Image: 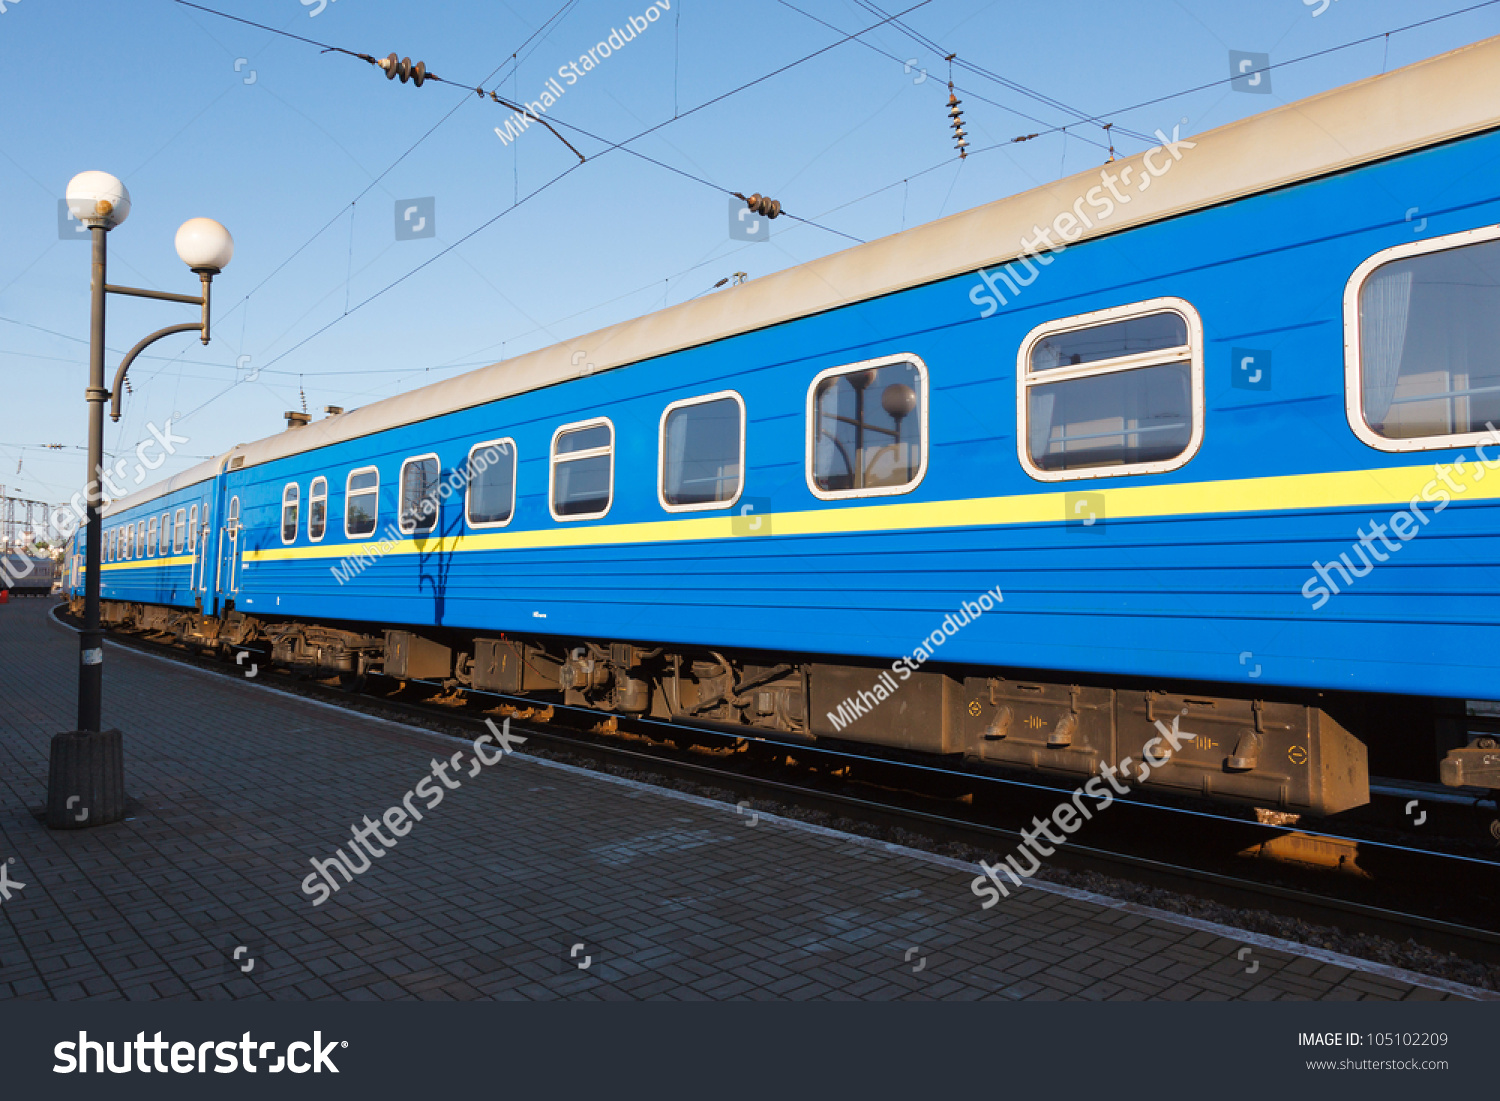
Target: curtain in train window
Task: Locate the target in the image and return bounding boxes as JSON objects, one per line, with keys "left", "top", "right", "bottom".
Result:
{"left": 399, "top": 457, "right": 441, "bottom": 534}
{"left": 810, "top": 358, "right": 925, "bottom": 496}
{"left": 467, "top": 441, "right": 517, "bottom": 526}
{"left": 662, "top": 395, "right": 743, "bottom": 508}
{"left": 1359, "top": 237, "right": 1500, "bottom": 440}
{"left": 1023, "top": 306, "right": 1197, "bottom": 475}
{"left": 551, "top": 422, "right": 613, "bottom": 520}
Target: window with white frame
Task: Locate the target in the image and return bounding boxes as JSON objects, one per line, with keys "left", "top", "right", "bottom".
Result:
{"left": 399, "top": 455, "right": 441, "bottom": 535}
{"left": 660, "top": 392, "right": 745, "bottom": 510}
{"left": 1346, "top": 225, "right": 1500, "bottom": 450}
{"left": 161, "top": 513, "right": 171, "bottom": 554}
{"left": 346, "top": 468, "right": 379, "bottom": 538}
{"left": 188, "top": 505, "right": 198, "bottom": 552}
{"left": 308, "top": 477, "right": 327, "bottom": 542}
{"left": 550, "top": 420, "right": 613, "bottom": 520}
{"left": 174, "top": 509, "right": 187, "bottom": 553}
{"left": 281, "top": 484, "right": 300, "bottom": 545}
{"left": 137, "top": 520, "right": 146, "bottom": 557}
{"left": 808, "top": 355, "right": 928, "bottom": 498}
{"left": 1017, "top": 298, "right": 1203, "bottom": 480}
{"left": 148, "top": 517, "right": 159, "bottom": 557}
{"left": 466, "top": 440, "right": 517, "bottom": 527}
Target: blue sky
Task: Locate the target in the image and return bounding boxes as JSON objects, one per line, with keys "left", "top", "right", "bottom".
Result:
{"left": 3, "top": 0, "right": 1497, "bottom": 508}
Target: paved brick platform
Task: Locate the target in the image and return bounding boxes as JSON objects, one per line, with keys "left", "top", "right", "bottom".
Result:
{"left": 0, "top": 601, "right": 1481, "bottom": 1001}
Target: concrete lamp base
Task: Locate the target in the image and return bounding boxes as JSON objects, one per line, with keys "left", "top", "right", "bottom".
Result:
{"left": 46, "top": 729, "right": 127, "bottom": 830}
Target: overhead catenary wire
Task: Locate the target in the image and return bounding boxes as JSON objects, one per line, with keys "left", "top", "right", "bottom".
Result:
{"left": 849, "top": 0, "right": 1156, "bottom": 145}
{"left": 774, "top": 0, "right": 1128, "bottom": 157}
{"left": 790, "top": 0, "right": 1500, "bottom": 235}
{"left": 170, "top": 0, "right": 917, "bottom": 247}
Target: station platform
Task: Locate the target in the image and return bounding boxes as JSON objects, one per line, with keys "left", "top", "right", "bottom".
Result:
{"left": 0, "top": 600, "right": 1485, "bottom": 1002}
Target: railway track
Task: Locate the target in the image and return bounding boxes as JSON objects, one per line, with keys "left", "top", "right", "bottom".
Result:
{"left": 66, "top": 607, "right": 1500, "bottom": 978}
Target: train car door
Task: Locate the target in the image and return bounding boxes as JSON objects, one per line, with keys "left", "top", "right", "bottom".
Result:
{"left": 215, "top": 495, "right": 242, "bottom": 610}
{"left": 189, "top": 501, "right": 208, "bottom": 602}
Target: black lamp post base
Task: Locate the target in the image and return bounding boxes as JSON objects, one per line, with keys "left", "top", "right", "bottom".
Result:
{"left": 46, "top": 729, "right": 127, "bottom": 830}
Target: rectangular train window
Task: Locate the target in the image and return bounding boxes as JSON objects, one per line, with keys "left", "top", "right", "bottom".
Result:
{"left": 148, "top": 517, "right": 158, "bottom": 557}
{"left": 188, "top": 505, "right": 198, "bottom": 552}
{"left": 466, "top": 439, "right": 517, "bottom": 528}
{"left": 308, "top": 477, "right": 327, "bottom": 542}
{"left": 660, "top": 392, "right": 745, "bottom": 511}
{"left": 346, "top": 467, "right": 379, "bottom": 538}
{"left": 1346, "top": 225, "right": 1500, "bottom": 451}
{"left": 137, "top": 520, "right": 146, "bottom": 558}
{"left": 807, "top": 355, "right": 928, "bottom": 499}
{"left": 550, "top": 419, "right": 613, "bottom": 521}
{"left": 399, "top": 455, "right": 441, "bottom": 535}
{"left": 108, "top": 531, "right": 115, "bottom": 563}
{"left": 1017, "top": 297, "right": 1203, "bottom": 481}
{"left": 161, "top": 513, "right": 171, "bottom": 555}
{"left": 174, "top": 510, "right": 186, "bottom": 553}
{"left": 281, "top": 484, "right": 300, "bottom": 545}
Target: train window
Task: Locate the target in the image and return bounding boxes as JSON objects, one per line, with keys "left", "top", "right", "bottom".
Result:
{"left": 281, "top": 484, "right": 300, "bottom": 545}
{"left": 550, "top": 419, "right": 614, "bottom": 521}
{"left": 345, "top": 467, "right": 379, "bottom": 538}
{"left": 161, "top": 513, "right": 171, "bottom": 554}
{"left": 1346, "top": 225, "right": 1500, "bottom": 451}
{"left": 807, "top": 355, "right": 928, "bottom": 499}
{"left": 308, "top": 478, "right": 327, "bottom": 542}
{"left": 138, "top": 520, "right": 146, "bottom": 557}
{"left": 188, "top": 505, "right": 198, "bottom": 553}
{"left": 660, "top": 392, "right": 745, "bottom": 511}
{"left": 174, "top": 510, "right": 186, "bottom": 554}
{"left": 1017, "top": 297, "right": 1204, "bottom": 482}
{"left": 148, "top": 518, "right": 158, "bottom": 557}
{"left": 399, "top": 455, "right": 441, "bottom": 535}
{"left": 466, "top": 439, "right": 517, "bottom": 528}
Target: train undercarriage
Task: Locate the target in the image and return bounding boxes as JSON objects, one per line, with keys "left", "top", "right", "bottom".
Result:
{"left": 81, "top": 598, "right": 1500, "bottom": 818}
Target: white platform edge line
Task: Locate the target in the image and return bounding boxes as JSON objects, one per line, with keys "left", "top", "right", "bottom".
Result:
{"left": 45, "top": 604, "right": 1496, "bottom": 1002}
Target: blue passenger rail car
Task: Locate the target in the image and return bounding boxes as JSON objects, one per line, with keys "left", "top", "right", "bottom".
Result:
{"left": 78, "top": 39, "right": 1500, "bottom": 813}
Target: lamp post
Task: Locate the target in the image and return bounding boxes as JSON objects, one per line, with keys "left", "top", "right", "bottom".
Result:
{"left": 47, "top": 171, "right": 232, "bottom": 831}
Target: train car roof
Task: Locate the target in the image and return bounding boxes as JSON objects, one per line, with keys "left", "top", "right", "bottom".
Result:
{"left": 106, "top": 32, "right": 1500, "bottom": 515}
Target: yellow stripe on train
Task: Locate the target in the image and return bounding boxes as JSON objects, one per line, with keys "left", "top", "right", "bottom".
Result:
{"left": 242, "top": 460, "right": 1500, "bottom": 565}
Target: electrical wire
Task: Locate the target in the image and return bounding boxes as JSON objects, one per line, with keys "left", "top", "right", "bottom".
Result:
{"left": 169, "top": 0, "right": 920, "bottom": 244}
